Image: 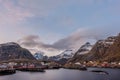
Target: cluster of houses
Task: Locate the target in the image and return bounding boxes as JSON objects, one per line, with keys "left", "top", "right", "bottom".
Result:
{"left": 1, "top": 60, "right": 120, "bottom": 71}
{"left": 0, "top": 62, "right": 14, "bottom": 70}
{"left": 74, "top": 61, "right": 120, "bottom": 68}
{"left": 0, "top": 61, "right": 61, "bottom": 70}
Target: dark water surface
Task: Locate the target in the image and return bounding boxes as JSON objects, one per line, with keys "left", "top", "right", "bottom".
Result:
{"left": 0, "top": 68, "right": 120, "bottom": 80}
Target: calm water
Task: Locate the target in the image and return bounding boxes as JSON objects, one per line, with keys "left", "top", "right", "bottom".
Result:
{"left": 0, "top": 68, "right": 120, "bottom": 80}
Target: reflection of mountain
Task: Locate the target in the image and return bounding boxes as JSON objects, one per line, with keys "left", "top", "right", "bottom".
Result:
{"left": 68, "top": 33, "right": 120, "bottom": 63}
{"left": 0, "top": 42, "right": 35, "bottom": 61}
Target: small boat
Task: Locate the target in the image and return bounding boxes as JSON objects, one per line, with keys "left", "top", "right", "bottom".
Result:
{"left": 90, "top": 70, "right": 109, "bottom": 75}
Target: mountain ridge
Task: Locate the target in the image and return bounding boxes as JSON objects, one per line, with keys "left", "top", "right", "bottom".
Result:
{"left": 67, "top": 34, "right": 120, "bottom": 63}
{"left": 0, "top": 42, "right": 36, "bottom": 61}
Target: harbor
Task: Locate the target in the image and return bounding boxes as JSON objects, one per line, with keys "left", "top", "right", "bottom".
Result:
{"left": 0, "top": 60, "right": 61, "bottom": 75}
{"left": 0, "top": 68, "right": 120, "bottom": 80}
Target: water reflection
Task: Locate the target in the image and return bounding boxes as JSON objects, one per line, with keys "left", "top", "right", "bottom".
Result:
{"left": 0, "top": 68, "right": 120, "bottom": 80}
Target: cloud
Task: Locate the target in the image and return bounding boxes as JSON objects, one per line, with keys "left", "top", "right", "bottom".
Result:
{"left": 0, "top": 0, "right": 118, "bottom": 28}
{"left": 17, "top": 26, "right": 119, "bottom": 56}
{"left": 0, "top": 0, "right": 34, "bottom": 26}
{"left": 17, "top": 0, "right": 68, "bottom": 17}
{"left": 18, "top": 35, "right": 40, "bottom": 47}
{"left": 18, "top": 27, "right": 106, "bottom": 56}
{"left": 1, "top": 0, "right": 120, "bottom": 56}
{"left": 52, "top": 27, "right": 105, "bottom": 50}
{"left": 0, "top": 0, "right": 119, "bottom": 26}
{"left": 18, "top": 35, "right": 63, "bottom": 56}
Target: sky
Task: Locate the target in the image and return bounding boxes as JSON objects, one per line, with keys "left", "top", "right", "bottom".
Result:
{"left": 0, "top": 0, "right": 120, "bottom": 56}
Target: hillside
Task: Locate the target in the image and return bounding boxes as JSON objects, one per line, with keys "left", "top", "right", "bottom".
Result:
{"left": 49, "top": 50, "right": 74, "bottom": 65}
{"left": 68, "top": 33, "right": 120, "bottom": 63}
{"left": 104, "top": 34, "right": 120, "bottom": 62}
{"left": 0, "top": 42, "right": 36, "bottom": 61}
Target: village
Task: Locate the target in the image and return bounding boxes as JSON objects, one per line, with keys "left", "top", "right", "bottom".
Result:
{"left": 0, "top": 60, "right": 120, "bottom": 75}
{"left": 65, "top": 61, "right": 120, "bottom": 69}
{"left": 0, "top": 60, "right": 61, "bottom": 75}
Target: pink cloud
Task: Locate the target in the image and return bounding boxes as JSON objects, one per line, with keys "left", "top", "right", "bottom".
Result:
{"left": 0, "top": 0, "right": 34, "bottom": 25}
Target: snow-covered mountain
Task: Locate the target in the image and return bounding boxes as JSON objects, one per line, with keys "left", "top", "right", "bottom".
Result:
{"left": 75, "top": 42, "right": 93, "bottom": 55}
{"left": 56, "top": 50, "right": 74, "bottom": 60}
{"left": 68, "top": 35, "right": 118, "bottom": 63}
{"left": 49, "top": 50, "right": 74, "bottom": 61}
{"left": 34, "top": 51, "right": 44, "bottom": 60}
{"left": 97, "top": 36, "right": 115, "bottom": 46}
{"left": 75, "top": 36, "right": 115, "bottom": 55}
{"left": 48, "top": 49, "right": 74, "bottom": 65}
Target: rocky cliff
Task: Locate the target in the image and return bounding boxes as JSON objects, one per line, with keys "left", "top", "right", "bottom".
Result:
{"left": 85, "top": 36, "right": 116, "bottom": 61}
{"left": 0, "top": 42, "right": 36, "bottom": 61}
{"left": 104, "top": 34, "right": 120, "bottom": 62}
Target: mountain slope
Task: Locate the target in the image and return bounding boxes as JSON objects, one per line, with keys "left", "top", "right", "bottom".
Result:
{"left": 49, "top": 50, "right": 74, "bottom": 61}
{"left": 0, "top": 42, "right": 36, "bottom": 61}
{"left": 104, "top": 34, "right": 120, "bottom": 61}
{"left": 74, "top": 42, "right": 92, "bottom": 55}
{"left": 68, "top": 34, "right": 119, "bottom": 63}
{"left": 49, "top": 50, "right": 74, "bottom": 64}
{"left": 57, "top": 50, "right": 74, "bottom": 60}
{"left": 69, "top": 42, "right": 93, "bottom": 62}
{"left": 85, "top": 36, "right": 116, "bottom": 61}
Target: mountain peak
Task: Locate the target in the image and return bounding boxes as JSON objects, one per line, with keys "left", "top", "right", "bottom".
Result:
{"left": 0, "top": 42, "right": 20, "bottom": 48}
{"left": 75, "top": 42, "right": 93, "bottom": 55}
{"left": 0, "top": 42, "right": 35, "bottom": 61}
{"left": 34, "top": 51, "right": 44, "bottom": 60}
